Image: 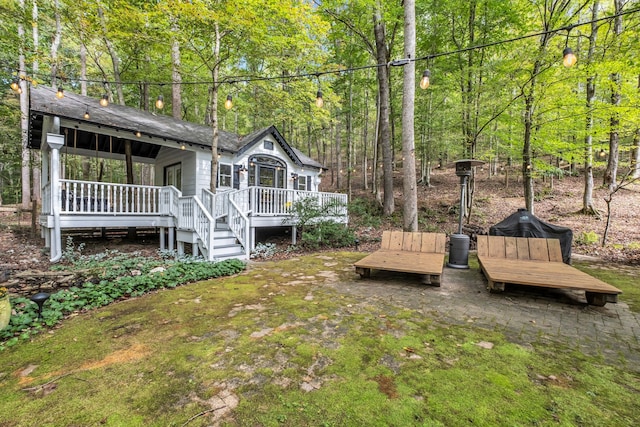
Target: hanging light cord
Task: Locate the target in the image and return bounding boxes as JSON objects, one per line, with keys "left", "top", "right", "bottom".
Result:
{"left": 7, "top": 6, "right": 639, "bottom": 89}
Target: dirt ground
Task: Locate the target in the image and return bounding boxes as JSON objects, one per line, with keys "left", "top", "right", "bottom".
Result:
{"left": 0, "top": 168, "right": 638, "bottom": 278}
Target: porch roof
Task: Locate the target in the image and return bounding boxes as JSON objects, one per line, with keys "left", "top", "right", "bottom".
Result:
{"left": 28, "top": 85, "right": 323, "bottom": 169}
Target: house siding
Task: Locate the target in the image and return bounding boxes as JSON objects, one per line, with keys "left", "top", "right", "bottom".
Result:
{"left": 155, "top": 146, "right": 199, "bottom": 196}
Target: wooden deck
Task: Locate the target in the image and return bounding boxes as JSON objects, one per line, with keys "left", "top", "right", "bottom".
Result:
{"left": 354, "top": 231, "right": 446, "bottom": 285}
{"left": 477, "top": 235, "right": 622, "bottom": 306}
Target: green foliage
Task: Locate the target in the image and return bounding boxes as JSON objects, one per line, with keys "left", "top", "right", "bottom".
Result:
{"left": 576, "top": 231, "right": 600, "bottom": 245}
{"left": 349, "top": 197, "right": 382, "bottom": 228}
{"left": 251, "top": 242, "right": 278, "bottom": 259}
{"left": 289, "top": 196, "right": 355, "bottom": 249}
{"left": 0, "top": 254, "right": 245, "bottom": 350}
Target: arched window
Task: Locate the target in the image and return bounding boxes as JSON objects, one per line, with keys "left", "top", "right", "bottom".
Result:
{"left": 248, "top": 156, "right": 287, "bottom": 188}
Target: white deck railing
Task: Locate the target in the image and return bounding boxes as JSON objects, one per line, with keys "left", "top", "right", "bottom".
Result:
{"left": 42, "top": 180, "right": 348, "bottom": 259}
{"left": 248, "top": 187, "right": 348, "bottom": 217}
{"left": 201, "top": 188, "right": 232, "bottom": 219}
{"left": 228, "top": 198, "right": 250, "bottom": 259}
{"left": 58, "top": 179, "right": 171, "bottom": 214}
{"left": 177, "top": 196, "right": 215, "bottom": 255}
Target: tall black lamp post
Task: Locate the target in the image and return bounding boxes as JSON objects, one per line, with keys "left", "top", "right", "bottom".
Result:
{"left": 447, "top": 159, "right": 485, "bottom": 269}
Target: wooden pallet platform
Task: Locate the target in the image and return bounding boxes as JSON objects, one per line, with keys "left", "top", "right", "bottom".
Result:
{"left": 477, "top": 235, "right": 622, "bottom": 306}
{"left": 354, "top": 231, "right": 446, "bottom": 285}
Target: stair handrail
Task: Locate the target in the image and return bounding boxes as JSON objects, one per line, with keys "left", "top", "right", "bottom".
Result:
{"left": 201, "top": 188, "right": 232, "bottom": 219}
{"left": 228, "top": 197, "right": 250, "bottom": 259}
{"left": 177, "top": 195, "right": 215, "bottom": 259}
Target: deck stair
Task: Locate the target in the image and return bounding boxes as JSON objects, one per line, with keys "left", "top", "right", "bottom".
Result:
{"left": 176, "top": 219, "right": 245, "bottom": 260}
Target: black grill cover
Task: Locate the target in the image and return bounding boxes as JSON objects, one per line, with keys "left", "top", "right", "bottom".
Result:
{"left": 489, "top": 208, "right": 573, "bottom": 264}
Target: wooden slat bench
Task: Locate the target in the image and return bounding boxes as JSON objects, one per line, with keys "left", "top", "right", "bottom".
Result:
{"left": 477, "top": 235, "right": 622, "bottom": 306}
{"left": 354, "top": 231, "right": 447, "bottom": 285}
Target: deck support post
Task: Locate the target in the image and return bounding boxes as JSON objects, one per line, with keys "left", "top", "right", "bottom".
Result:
{"left": 291, "top": 225, "right": 297, "bottom": 245}
{"left": 168, "top": 227, "right": 175, "bottom": 252}
{"left": 47, "top": 131, "right": 65, "bottom": 262}
{"left": 159, "top": 227, "right": 166, "bottom": 250}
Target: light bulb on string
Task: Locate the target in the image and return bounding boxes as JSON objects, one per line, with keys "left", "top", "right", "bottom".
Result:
{"left": 100, "top": 94, "right": 109, "bottom": 107}
{"left": 155, "top": 94, "right": 164, "bottom": 109}
{"left": 224, "top": 94, "right": 233, "bottom": 110}
{"left": 56, "top": 87, "right": 64, "bottom": 99}
{"left": 563, "top": 47, "right": 577, "bottom": 67}
{"left": 315, "top": 90, "right": 323, "bottom": 108}
{"left": 420, "top": 69, "right": 431, "bottom": 89}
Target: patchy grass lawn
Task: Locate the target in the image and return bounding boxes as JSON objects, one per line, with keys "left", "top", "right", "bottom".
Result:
{"left": 1, "top": 252, "right": 639, "bottom": 426}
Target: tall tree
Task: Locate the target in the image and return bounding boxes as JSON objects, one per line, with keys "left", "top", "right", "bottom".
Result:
{"left": 18, "top": 0, "right": 30, "bottom": 209}
{"left": 373, "top": 6, "right": 395, "bottom": 215}
{"left": 603, "top": 0, "right": 623, "bottom": 190}
{"left": 402, "top": 0, "right": 418, "bottom": 231}
{"left": 582, "top": 0, "right": 599, "bottom": 215}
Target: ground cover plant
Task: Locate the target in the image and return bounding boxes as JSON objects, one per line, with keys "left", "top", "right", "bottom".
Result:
{"left": 0, "top": 253, "right": 638, "bottom": 426}
{"left": 0, "top": 248, "right": 245, "bottom": 350}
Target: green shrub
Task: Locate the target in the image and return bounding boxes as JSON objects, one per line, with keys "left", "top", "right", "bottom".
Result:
{"left": 349, "top": 197, "right": 382, "bottom": 227}
{"left": 289, "top": 196, "right": 355, "bottom": 249}
{"left": 576, "top": 231, "right": 599, "bottom": 245}
{"left": 0, "top": 257, "right": 245, "bottom": 350}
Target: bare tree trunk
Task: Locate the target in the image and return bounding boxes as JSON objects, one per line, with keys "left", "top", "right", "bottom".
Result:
{"left": 171, "top": 18, "right": 182, "bottom": 120}
{"left": 18, "top": 0, "right": 31, "bottom": 209}
{"left": 347, "top": 75, "right": 353, "bottom": 200}
{"left": 209, "top": 23, "right": 222, "bottom": 194}
{"left": 583, "top": 1, "right": 599, "bottom": 215}
{"left": 402, "top": 0, "right": 418, "bottom": 231}
{"left": 31, "top": 0, "right": 41, "bottom": 206}
{"left": 604, "top": 0, "right": 623, "bottom": 191}
{"left": 363, "top": 85, "right": 369, "bottom": 191}
{"left": 335, "top": 120, "right": 342, "bottom": 190}
{"left": 373, "top": 8, "right": 394, "bottom": 215}
{"left": 633, "top": 128, "right": 640, "bottom": 179}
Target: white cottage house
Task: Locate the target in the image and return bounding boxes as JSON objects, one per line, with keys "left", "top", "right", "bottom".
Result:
{"left": 28, "top": 85, "right": 347, "bottom": 262}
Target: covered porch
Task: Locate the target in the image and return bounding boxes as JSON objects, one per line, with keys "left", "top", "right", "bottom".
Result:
{"left": 40, "top": 175, "right": 348, "bottom": 262}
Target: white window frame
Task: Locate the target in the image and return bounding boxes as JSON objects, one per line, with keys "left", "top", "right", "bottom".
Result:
{"left": 218, "top": 163, "right": 232, "bottom": 187}
{"left": 297, "top": 175, "right": 308, "bottom": 191}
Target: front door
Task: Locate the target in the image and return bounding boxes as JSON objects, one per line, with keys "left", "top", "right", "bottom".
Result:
{"left": 165, "top": 163, "right": 182, "bottom": 191}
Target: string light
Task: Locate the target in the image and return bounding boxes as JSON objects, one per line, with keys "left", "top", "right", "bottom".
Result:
{"left": 55, "top": 87, "right": 64, "bottom": 99}
{"left": 563, "top": 47, "right": 577, "bottom": 67}
{"left": 155, "top": 94, "right": 164, "bottom": 109}
{"left": 10, "top": 7, "right": 637, "bottom": 105}
{"left": 419, "top": 69, "right": 431, "bottom": 89}
{"left": 224, "top": 94, "right": 233, "bottom": 110}
{"left": 10, "top": 78, "right": 20, "bottom": 92}
{"left": 315, "top": 89, "right": 323, "bottom": 108}
{"left": 83, "top": 109, "right": 90, "bottom": 119}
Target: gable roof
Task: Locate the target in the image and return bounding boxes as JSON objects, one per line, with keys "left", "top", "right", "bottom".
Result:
{"left": 28, "top": 85, "right": 323, "bottom": 169}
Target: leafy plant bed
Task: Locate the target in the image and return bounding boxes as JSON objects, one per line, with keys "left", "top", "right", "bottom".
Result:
{"left": 0, "top": 250, "right": 245, "bottom": 350}
{"left": 0, "top": 253, "right": 638, "bottom": 426}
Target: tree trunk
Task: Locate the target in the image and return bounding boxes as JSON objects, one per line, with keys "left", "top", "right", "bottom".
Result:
{"left": 523, "top": 86, "right": 537, "bottom": 215}
{"left": 604, "top": 0, "right": 623, "bottom": 191}
{"left": 335, "top": 120, "right": 342, "bottom": 190}
{"left": 373, "top": 8, "right": 394, "bottom": 215}
{"left": 171, "top": 18, "right": 182, "bottom": 120}
{"left": 583, "top": 1, "right": 599, "bottom": 215}
{"left": 363, "top": 85, "right": 369, "bottom": 190}
{"left": 18, "top": 0, "right": 30, "bottom": 209}
{"left": 632, "top": 129, "right": 640, "bottom": 179}
{"left": 31, "top": 0, "right": 41, "bottom": 206}
{"left": 209, "top": 23, "right": 221, "bottom": 194}
{"left": 402, "top": 0, "right": 418, "bottom": 231}
{"left": 347, "top": 75, "right": 353, "bottom": 200}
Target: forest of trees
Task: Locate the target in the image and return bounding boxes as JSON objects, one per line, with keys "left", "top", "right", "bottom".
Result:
{"left": 1, "top": 0, "right": 639, "bottom": 228}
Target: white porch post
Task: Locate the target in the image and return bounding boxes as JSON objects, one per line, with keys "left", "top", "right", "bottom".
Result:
{"left": 47, "top": 132, "right": 65, "bottom": 262}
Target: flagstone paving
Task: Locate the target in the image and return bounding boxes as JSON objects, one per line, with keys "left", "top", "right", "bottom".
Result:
{"left": 323, "top": 258, "right": 640, "bottom": 370}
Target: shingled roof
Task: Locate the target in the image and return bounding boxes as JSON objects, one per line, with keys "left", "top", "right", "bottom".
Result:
{"left": 28, "top": 85, "right": 323, "bottom": 169}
